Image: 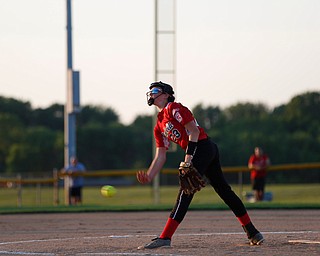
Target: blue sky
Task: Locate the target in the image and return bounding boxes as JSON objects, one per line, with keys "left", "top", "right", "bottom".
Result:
{"left": 1, "top": 0, "right": 319, "bottom": 124}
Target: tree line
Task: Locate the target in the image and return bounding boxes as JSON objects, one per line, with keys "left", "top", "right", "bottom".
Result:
{"left": 0, "top": 91, "right": 319, "bottom": 178}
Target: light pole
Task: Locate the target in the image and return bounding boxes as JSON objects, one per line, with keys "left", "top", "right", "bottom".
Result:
{"left": 64, "top": 0, "right": 80, "bottom": 205}
{"left": 153, "top": 0, "right": 176, "bottom": 204}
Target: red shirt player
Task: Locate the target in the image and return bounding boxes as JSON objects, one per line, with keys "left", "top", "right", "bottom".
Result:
{"left": 136, "top": 81, "right": 264, "bottom": 249}
{"left": 248, "top": 147, "right": 271, "bottom": 201}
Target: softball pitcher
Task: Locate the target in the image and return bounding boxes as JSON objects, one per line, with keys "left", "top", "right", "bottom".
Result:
{"left": 137, "top": 81, "right": 264, "bottom": 249}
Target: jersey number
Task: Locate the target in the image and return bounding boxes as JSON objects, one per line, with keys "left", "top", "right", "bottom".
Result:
{"left": 170, "top": 129, "right": 181, "bottom": 142}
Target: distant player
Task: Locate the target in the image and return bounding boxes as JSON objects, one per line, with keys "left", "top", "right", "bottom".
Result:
{"left": 137, "top": 81, "right": 264, "bottom": 249}
{"left": 248, "top": 147, "right": 271, "bottom": 202}
{"left": 63, "top": 156, "right": 86, "bottom": 205}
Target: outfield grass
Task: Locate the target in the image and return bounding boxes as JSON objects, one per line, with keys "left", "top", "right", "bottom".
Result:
{"left": 0, "top": 183, "right": 319, "bottom": 214}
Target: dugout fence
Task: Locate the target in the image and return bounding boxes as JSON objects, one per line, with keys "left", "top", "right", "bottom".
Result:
{"left": 0, "top": 162, "right": 319, "bottom": 207}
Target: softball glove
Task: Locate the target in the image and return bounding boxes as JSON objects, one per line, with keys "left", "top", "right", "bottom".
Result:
{"left": 178, "top": 162, "right": 206, "bottom": 195}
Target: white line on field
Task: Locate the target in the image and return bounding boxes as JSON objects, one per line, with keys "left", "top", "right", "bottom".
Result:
{"left": 0, "top": 231, "right": 319, "bottom": 256}
{"left": 288, "top": 240, "right": 320, "bottom": 244}
{"left": 0, "top": 252, "right": 54, "bottom": 255}
{"left": 0, "top": 230, "right": 319, "bottom": 246}
{"left": 78, "top": 254, "right": 188, "bottom": 256}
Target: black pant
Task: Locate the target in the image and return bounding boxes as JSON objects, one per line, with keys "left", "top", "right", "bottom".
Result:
{"left": 252, "top": 177, "right": 266, "bottom": 191}
{"left": 170, "top": 139, "right": 247, "bottom": 223}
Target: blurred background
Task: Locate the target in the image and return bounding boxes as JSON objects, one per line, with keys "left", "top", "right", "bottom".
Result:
{"left": 0, "top": 0, "right": 319, "bottom": 208}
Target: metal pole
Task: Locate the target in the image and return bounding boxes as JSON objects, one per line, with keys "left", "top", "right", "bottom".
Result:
{"left": 66, "top": 0, "right": 73, "bottom": 70}
{"left": 64, "top": 0, "right": 77, "bottom": 205}
{"left": 152, "top": 0, "right": 176, "bottom": 204}
{"left": 152, "top": 0, "right": 160, "bottom": 205}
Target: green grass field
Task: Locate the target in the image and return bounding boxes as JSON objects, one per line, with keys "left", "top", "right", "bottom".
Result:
{"left": 0, "top": 183, "right": 319, "bottom": 214}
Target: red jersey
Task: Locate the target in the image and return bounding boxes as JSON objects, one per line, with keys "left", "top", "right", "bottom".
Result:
{"left": 154, "top": 102, "right": 208, "bottom": 150}
{"left": 248, "top": 154, "right": 269, "bottom": 179}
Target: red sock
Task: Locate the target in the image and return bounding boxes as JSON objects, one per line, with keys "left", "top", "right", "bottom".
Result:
{"left": 237, "top": 213, "right": 251, "bottom": 226}
{"left": 159, "top": 218, "right": 180, "bottom": 239}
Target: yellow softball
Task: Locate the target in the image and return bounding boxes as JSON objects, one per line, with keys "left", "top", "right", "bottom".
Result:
{"left": 100, "top": 185, "right": 117, "bottom": 198}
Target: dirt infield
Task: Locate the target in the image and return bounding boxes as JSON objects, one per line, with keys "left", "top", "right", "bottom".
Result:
{"left": 0, "top": 210, "right": 319, "bottom": 255}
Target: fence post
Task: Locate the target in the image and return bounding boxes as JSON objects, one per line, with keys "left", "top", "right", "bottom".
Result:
{"left": 53, "top": 169, "right": 59, "bottom": 206}
{"left": 64, "top": 175, "right": 70, "bottom": 206}
{"left": 36, "top": 183, "right": 41, "bottom": 205}
{"left": 17, "top": 174, "right": 22, "bottom": 207}
{"left": 238, "top": 171, "right": 243, "bottom": 200}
